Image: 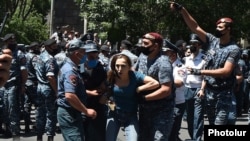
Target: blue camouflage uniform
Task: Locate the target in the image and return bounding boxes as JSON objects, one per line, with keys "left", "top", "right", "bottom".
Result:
{"left": 204, "top": 33, "right": 240, "bottom": 125}
{"left": 0, "top": 87, "right": 5, "bottom": 132}
{"left": 35, "top": 49, "right": 59, "bottom": 136}
{"left": 24, "top": 51, "right": 39, "bottom": 129}
{"left": 57, "top": 58, "right": 87, "bottom": 141}
{"left": 134, "top": 53, "right": 175, "bottom": 141}
{"left": 3, "top": 48, "right": 27, "bottom": 135}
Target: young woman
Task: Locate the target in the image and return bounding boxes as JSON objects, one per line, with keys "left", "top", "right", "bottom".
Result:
{"left": 105, "top": 54, "right": 159, "bottom": 141}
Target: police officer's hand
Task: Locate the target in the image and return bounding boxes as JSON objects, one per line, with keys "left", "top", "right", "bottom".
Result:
{"left": 197, "top": 89, "right": 205, "bottom": 99}
{"left": 86, "top": 109, "right": 97, "bottom": 119}
{"left": 87, "top": 89, "right": 101, "bottom": 96}
{"left": 187, "top": 67, "right": 201, "bottom": 75}
{"left": 0, "top": 49, "right": 12, "bottom": 87}
{"left": 169, "top": 1, "right": 183, "bottom": 12}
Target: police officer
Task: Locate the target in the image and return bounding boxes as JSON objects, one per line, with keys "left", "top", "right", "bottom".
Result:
{"left": 23, "top": 42, "right": 41, "bottom": 133}
{"left": 57, "top": 39, "right": 97, "bottom": 141}
{"left": 183, "top": 34, "right": 206, "bottom": 141}
{"left": 98, "top": 44, "right": 110, "bottom": 72}
{"left": 0, "top": 48, "right": 12, "bottom": 136}
{"left": 81, "top": 41, "right": 108, "bottom": 141}
{"left": 162, "top": 40, "right": 186, "bottom": 141}
{"left": 134, "top": 32, "right": 175, "bottom": 141}
{"left": 35, "top": 39, "right": 59, "bottom": 141}
{"left": 170, "top": 2, "right": 241, "bottom": 125}
{"left": 2, "top": 33, "right": 28, "bottom": 140}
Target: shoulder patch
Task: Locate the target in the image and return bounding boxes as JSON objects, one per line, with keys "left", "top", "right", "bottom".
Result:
{"left": 69, "top": 75, "right": 78, "bottom": 86}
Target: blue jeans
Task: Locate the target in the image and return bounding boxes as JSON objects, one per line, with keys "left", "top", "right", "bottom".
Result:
{"left": 57, "top": 107, "right": 85, "bottom": 141}
{"left": 106, "top": 109, "right": 139, "bottom": 141}
{"left": 185, "top": 88, "right": 205, "bottom": 141}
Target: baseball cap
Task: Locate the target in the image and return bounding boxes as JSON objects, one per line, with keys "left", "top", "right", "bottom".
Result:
{"left": 2, "top": 33, "right": 15, "bottom": 42}
{"left": 84, "top": 43, "right": 98, "bottom": 53}
{"left": 143, "top": 32, "right": 163, "bottom": 47}
{"left": 68, "top": 39, "right": 85, "bottom": 51}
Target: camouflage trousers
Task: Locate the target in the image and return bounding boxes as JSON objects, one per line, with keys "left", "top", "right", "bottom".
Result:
{"left": 138, "top": 100, "right": 174, "bottom": 141}
{"left": 206, "top": 88, "right": 233, "bottom": 125}
{"left": 36, "top": 84, "right": 57, "bottom": 136}
{"left": 3, "top": 83, "right": 20, "bottom": 135}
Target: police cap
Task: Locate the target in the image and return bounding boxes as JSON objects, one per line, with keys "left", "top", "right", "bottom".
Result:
{"left": 84, "top": 43, "right": 98, "bottom": 53}
{"left": 27, "top": 42, "right": 39, "bottom": 48}
{"left": 100, "top": 45, "right": 110, "bottom": 52}
{"left": 190, "top": 33, "right": 202, "bottom": 43}
{"left": 162, "top": 39, "right": 180, "bottom": 53}
{"left": 44, "top": 39, "right": 56, "bottom": 46}
{"left": 68, "top": 39, "right": 85, "bottom": 52}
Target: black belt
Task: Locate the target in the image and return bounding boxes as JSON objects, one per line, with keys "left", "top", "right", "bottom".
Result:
{"left": 206, "top": 83, "right": 231, "bottom": 91}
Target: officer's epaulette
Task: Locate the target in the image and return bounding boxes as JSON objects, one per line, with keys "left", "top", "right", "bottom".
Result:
{"left": 176, "top": 64, "right": 182, "bottom": 67}
{"left": 201, "top": 55, "right": 206, "bottom": 60}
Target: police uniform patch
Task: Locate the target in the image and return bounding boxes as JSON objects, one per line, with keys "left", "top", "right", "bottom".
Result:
{"left": 177, "top": 68, "right": 187, "bottom": 78}
{"left": 69, "top": 75, "right": 77, "bottom": 86}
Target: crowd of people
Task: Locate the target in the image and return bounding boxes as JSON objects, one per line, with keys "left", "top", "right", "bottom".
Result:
{"left": 0, "top": 1, "right": 250, "bottom": 141}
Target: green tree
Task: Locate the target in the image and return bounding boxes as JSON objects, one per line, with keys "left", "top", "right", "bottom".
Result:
{"left": 77, "top": 0, "right": 250, "bottom": 45}
{"left": 1, "top": 0, "right": 50, "bottom": 44}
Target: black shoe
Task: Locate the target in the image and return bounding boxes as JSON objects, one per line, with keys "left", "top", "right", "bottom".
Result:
{"left": 12, "top": 135, "right": 20, "bottom": 141}
{"left": 56, "top": 126, "right": 61, "bottom": 133}
{"left": 3, "top": 129, "right": 12, "bottom": 138}
{"left": 37, "top": 135, "right": 42, "bottom": 141}
{"left": 25, "top": 127, "right": 31, "bottom": 134}
{"left": 47, "top": 136, "right": 53, "bottom": 141}
{"left": 177, "top": 136, "right": 182, "bottom": 141}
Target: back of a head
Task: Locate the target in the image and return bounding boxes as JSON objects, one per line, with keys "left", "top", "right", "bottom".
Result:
{"left": 120, "top": 40, "right": 132, "bottom": 50}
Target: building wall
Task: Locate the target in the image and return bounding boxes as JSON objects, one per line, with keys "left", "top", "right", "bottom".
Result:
{"left": 52, "top": 0, "right": 83, "bottom": 35}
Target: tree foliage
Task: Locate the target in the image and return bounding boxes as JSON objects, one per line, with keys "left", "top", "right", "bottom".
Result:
{"left": 0, "top": 0, "right": 50, "bottom": 44}
{"left": 78, "top": 0, "right": 250, "bottom": 45}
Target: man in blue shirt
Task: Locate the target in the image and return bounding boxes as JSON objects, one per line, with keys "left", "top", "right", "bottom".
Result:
{"left": 35, "top": 39, "right": 59, "bottom": 141}
{"left": 57, "top": 39, "right": 97, "bottom": 141}
{"left": 134, "top": 32, "right": 175, "bottom": 141}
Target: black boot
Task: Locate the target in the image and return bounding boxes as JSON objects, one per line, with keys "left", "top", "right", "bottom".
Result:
{"left": 4, "top": 126, "right": 12, "bottom": 138}
{"left": 47, "top": 136, "right": 53, "bottom": 141}
{"left": 37, "top": 134, "right": 42, "bottom": 141}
